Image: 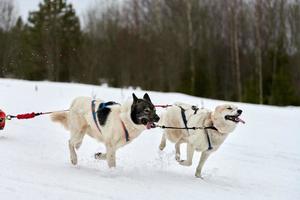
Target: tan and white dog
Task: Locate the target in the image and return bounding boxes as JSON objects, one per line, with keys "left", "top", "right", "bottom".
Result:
{"left": 158, "top": 103, "right": 244, "bottom": 177}
{"left": 51, "top": 93, "right": 159, "bottom": 168}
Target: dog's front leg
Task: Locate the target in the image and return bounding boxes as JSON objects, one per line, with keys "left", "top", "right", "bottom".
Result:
{"left": 195, "top": 151, "right": 211, "bottom": 178}
{"left": 159, "top": 133, "right": 167, "bottom": 151}
{"left": 179, "top": 143, "right": 194, "bottom": 166}
{"left": 106, "top": 145, "right": 116, "bottom": 168}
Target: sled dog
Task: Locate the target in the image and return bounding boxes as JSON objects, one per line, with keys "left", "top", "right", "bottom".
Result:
{"left": 159, "top": 103, "right": 244, "bottom": 177}
{"left": 51, "top": 93, "right": 159, "bottom": 168}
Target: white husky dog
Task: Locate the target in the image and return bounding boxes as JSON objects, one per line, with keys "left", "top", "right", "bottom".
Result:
{"left": 51, "top": 93, "right": 159, "bottom": 168}
{"left": 158, "top": 102, "right": 244, "bottom": 177}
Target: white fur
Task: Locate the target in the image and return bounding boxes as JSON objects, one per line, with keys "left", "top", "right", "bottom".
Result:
{"left": 159, "top": 103, "right": 242, "bottom": 178}
{"left": 51, "top": 96, "right": 147, "bottom": 168}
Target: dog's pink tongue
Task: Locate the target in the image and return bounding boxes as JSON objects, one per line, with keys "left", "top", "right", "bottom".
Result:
{"left": 237, "top": 117, "right": 245, "bottom": 124}
{"left": 146, "top": 122, "right": 152, "bottom": 129}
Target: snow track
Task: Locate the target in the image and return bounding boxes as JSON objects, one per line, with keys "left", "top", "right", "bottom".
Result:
{"left": 0, "top": 79, "right": 299, "bottom": 200}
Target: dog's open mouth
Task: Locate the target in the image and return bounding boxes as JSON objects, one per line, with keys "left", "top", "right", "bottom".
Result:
{"left": 141, "top": 118, "right": 155, "bottom": 129}
{"left": 225, "top": 114, "right": 245, "bottom": 124}
{"left": 146, "top": 122, "right": 156, "bottom": 129}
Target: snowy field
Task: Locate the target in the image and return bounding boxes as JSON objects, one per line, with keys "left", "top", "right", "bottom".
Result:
{"left": 0, "top": 78, "right": 299, "bottom": 200}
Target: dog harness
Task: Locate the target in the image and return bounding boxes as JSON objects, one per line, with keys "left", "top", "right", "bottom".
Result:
{"left": 178, "top": 105, "right": 214, "bottom": 150}
{"left": 179, "top": 106, "right": 189, "bottom": 130}
{"left": 204, "top": 127, "right": 216, "bottom": 150}
{"left": 91, "top": 100, "right": 130, "bottom": 142}
{"left": 91, "top": 100, "right": 102, "bottom": 134}
{"left": 178, "top": 105, "right": 199, "bottom": 130}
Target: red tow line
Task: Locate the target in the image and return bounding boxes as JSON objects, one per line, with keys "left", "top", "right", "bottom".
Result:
{"left": 154, "top": 104, "right": 172, "bottom": 108}
{"left": 0, "top": 109, "right": 69, "bottom": 130}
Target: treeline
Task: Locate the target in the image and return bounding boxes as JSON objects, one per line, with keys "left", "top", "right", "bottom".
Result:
{"left": 0, "top": 0, "right": 300, "bottom": 106}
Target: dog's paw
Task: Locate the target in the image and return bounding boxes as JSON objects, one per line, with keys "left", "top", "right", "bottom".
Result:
{"left": 159, "top": 144, "right": 165, "bottom": 151}
{"left": 94, "top": 152, "right": 106, "bottom": 160}
{"left": 175, "top": 153, "right": 180, "bottom": 161}
{"left": 195, "top": 172, "right": 203, "bottom": 179}
{"left": 107, "top": 160, "right": 116, "bottom": 168}
{"left": 178, "top": 160, "right": 192, "bottom": 166}
{"left": 94, "top": 152, "right": 102, "bottom": 159}
{"left": 94, "top": 152, "right": 102, "bottom": 160}
{"left": 70, "top": 155, "right": 78, "bottom": 165}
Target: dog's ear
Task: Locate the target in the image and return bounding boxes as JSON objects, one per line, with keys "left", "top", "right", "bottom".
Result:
{"left": 215, "top": 105, "right": 226, "bottom": 113}
{"left": 132, "top": 93, "right": 138, "bottom": 102}
{"left": 215, "top": 105, "right": 221, "bottom": 112}
{"left": 143, "top": 93, "right": 152, "bottom": 103}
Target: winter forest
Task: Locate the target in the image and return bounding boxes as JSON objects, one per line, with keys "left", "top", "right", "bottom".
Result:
{"left": 0, "top": 0, "right": 300, "bottom": 106}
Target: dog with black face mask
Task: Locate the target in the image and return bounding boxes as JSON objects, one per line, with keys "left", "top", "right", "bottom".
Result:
{"left": 51, "top": 93, "right": 159, "bottom": 168}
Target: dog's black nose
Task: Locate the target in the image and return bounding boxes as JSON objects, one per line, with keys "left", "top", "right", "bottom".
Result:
{"left": 237, "top": 109, "right": 242, "bottom": 114}
{"left": 154, "top": 115, "right": 160, "bottom": 122}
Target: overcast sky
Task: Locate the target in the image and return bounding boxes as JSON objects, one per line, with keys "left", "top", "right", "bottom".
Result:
{"left": 15, "top": 0, "right": 93, "bottom": 22}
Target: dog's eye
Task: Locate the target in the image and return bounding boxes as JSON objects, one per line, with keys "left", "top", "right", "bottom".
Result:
{"left": 144, "top": 108, "right": 150, "bottom": 113}
{"left": 227, "top": 107, "right": 232, "bottom": 110}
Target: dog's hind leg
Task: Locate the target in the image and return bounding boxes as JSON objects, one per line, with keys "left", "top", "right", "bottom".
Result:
{"left": 69, "top": 140, "right": 77, "bottom": 165}
{"left": 178, "top": 143, "right": 194, "bottom": 166}
{"left": 74, "top": 125, "right": 88, "bottom": 150}
{"left": 159, "top": 133, "right": 167, "bottom": 151}
{"left": 195, "top": 151, "right": 211, "bottom": 178}
{"left": 69, "top": 130, "right": 85, "bottom": 165}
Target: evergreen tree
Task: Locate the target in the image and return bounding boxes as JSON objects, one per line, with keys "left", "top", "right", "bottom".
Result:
{"left": 27, "top": 0, "right": 81, "bottom": 81}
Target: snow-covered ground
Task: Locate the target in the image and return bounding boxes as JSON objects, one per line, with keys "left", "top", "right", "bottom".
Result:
{"left": 0, "top": 78, "right": 299, "bottom": 200}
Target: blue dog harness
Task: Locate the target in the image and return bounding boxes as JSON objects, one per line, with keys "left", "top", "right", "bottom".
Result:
{"left": 91, "top": 100, "right": 102, "bottom": 134}
{"left": 91, "top": 100, "right": 130, "bottom": 142}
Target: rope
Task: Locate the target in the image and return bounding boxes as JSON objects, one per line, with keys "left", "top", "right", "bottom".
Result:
{"left": 6, "top": 109, "right": 69, "bottom": 120}
{"left": 154, "top": 104, "right": 172, "bottom": 108}
{"left": 154, "top": 124, "right": 217, "bottom": 131}
{"left": 154, "top": 124, "right": 216, "bottom": 150}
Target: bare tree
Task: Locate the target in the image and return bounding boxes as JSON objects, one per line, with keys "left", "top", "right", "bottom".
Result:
{"left": 255, "top": 0, "right": 263, "bottom": 104}
{"left": 184, "top": 0, "right": 196, "bottom": 95}
{"left": 0, "top": 0, "right": 17, "bottom": 77}
{"left": 232, "top": 0, "right": 242, "bottom": 101}
{"left": 0, "top": 0, "right": 17, "bottom": 31}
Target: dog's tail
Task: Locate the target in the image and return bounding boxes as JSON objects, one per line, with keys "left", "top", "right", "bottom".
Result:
{"left": 51, "top": 112, "right": 69, "bottom": 130}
